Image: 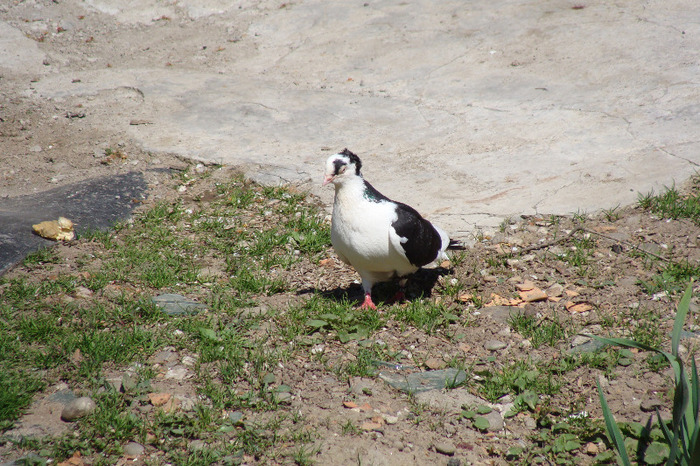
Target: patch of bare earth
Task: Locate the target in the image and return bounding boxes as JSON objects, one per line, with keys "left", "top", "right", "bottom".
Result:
{"left": 3, "top": 75, "right": 700, "bottom": 465}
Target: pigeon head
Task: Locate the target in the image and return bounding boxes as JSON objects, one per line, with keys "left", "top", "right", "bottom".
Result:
{"left": 323, "top": 148, "right": 362, "bottom": 186}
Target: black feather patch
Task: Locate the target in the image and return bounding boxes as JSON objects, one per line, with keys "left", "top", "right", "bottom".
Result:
{"left": 362, "top": 180, "right": 390, "bottom": 203}
{"left": 391, "top": 203, "right": 443, "bottom": 267}
{"left": 339, "top": 148, "right": 362, "bottom": 175}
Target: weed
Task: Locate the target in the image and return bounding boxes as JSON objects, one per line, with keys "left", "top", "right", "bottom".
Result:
{"left": 390, "top": 300, "right": 460, "bottom": 334}
{"left": 508, "top": 312, "right": 571, "bottom": 348}
{"left": 594, "top": 284, "right": 700, "bottom": 465}
{"left": 22, "top": 246, "right": 61, "bottom": 267}
{"left": 638, "top": 181, "right": 700, "bottom": 224}
{"left": 603, "top": 204, "right": 622, "bottom": 222}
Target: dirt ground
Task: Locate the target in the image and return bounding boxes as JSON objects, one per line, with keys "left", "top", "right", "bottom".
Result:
{"left": 3, "top": 84, "right": 700, "bottom": 464}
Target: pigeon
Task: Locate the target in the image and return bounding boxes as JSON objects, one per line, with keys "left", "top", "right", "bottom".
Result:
{"left": 323, "top": 148, "right": 460, "bottom": 309}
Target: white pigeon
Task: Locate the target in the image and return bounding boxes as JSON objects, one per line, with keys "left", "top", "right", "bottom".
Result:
{"left": 323, "top": 148, "right": 458, "bottom": 309}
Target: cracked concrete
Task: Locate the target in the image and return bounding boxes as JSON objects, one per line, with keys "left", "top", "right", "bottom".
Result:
{"left": 1, "top": 0, "right": 699, "bottom": 239}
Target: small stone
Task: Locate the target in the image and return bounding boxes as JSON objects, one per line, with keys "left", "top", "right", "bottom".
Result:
{"left": 585, "top": 442, "right": 599, "bottom": 455}
{"left": 522, "top": 415, "right": 537, "bottom": 429}
{"left": 164, "top": 365, "right": 189, "bottom": 380}
{"left": 121, "top": 373, "right": 138, "bottom": 392}
{"left": 190, "top": 440, "right": 206, "bottom": 451}
{"left": 74, "top": 286, "right": 93, "bottom": 298}
{"left": 348, "top": 377, "right": 375, "bottom": 396}
{"left": 181, "top": 355, "right": 197, "bottom": 366}
{"left": 383, "top": 414, "right": 399, "bottom": 424}
{"left": 434, "top": 441, "right": 456, "bottom": 456}
{"left": 447, "top": 458, "right": 461, "bottom": 466}
{"left": 570, "top": 335, "right": 592, "bottom": 348}
{"left": 123, "top": 441, "right": 144, "bottom": 457}
{"left": 425, "top": 357, "right": 447, "bottom": 370}
{"left": 484, "top": 410, "right": 504, "bottom": 431}
{"left": 148, "top": 392, "right": 172, "bottom": 406}
{"left": 484, "top": 340, "right": 507, "bottom": 351}
{"left": 151, "top": 348, "right": 178, "bottom": 364}
{"left": 61, "top": 396, "right": 96, "bottom": 421}
{"left": 546, "top": 283, "right": 564, "bottom": 297}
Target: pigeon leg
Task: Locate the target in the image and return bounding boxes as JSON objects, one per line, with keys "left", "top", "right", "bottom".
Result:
{"left": 359, "top": 276, "right": 377, "bottom": 309}
{"left": 360, "top": 292, "right": 377, "bottom": 310}
{"left": 388, "top": 277, "right": 408, "bottom": 304}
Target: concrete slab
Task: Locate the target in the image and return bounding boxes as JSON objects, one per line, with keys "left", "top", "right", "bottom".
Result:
{"left": 0, "top": 172, "right": 148, "bottom": 275}
{"left": 2, "top": 0, "right": 699, "bottom": 238}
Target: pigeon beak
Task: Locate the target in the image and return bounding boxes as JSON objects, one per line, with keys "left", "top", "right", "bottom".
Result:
{"left": 322, "top": 174, "right": 334, "bottom": 186}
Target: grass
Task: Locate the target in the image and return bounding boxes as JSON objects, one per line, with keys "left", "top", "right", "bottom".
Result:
{"left": 638, "top": 179, "right": 700, "bottom": 224}
{"left": 3, "top": 167, "right": 700, "bottom": 464}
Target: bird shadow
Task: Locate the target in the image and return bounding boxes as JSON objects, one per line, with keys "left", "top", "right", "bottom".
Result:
{"left": 296, "top": 266, "right": 453, "bottom": 307}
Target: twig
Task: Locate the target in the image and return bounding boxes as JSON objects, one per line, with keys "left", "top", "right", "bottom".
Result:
{"left": 502, "top": 225, "right": 671, "bottom": 263}
{"left": 510, "top": 227, "right": 584, "bottom": 255}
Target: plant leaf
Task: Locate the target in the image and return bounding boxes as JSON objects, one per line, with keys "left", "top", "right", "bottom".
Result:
{"left": 473, "top": 416, "right": 490, "bottom": 431}
{"left": 671, "top": 283, "right": 693, "bottom": 357}
{"left": 597, "top": 380, "right": 632, "bottom": 466}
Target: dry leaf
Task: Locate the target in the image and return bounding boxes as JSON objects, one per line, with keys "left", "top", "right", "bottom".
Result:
{"left": 58, "top": 451, "right": 84, "bottom": 466}
{"left": 359, "top": 402, "right": 372, "bottom": 412}
{"left": 519, "top": 287, "right": 548, "bottom": 302}
{"left": 360, "top": 421, "right": 383, "bottom": 431}
{"left": 516, "top": 281, "right": 536, "bottom": 291}
{"left": 565, "top": 290, "right": 580, "bottom": 297}
{"left": 486, "top": 293, "right": 522, "bottom": 307}
{"left": 565, "top": 302, "right": 593, "bottom": 313}
{"left": 457, "top": 293, "right": 473, "bottom": 303}
{"left": 33, "top": 216, "right": 75, "bottom": 241}
{"left": 319, "top": 258, "right": 332, "bottom": 266}
{"left": 458, "top": 343, "right": 472, "bottom": 352}
{"left": 343, "top": 401, "right": 358, "bottom": 409}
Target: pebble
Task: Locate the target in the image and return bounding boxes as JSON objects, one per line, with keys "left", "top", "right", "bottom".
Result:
{"left": 522, "top": 415, "right": 537, "bottom": 429}
{"left": 61, "top": 396, "right": 96, "bottom": 421}
{"left": 181, "top": 355, "right": 197, "bottom": 366}
{"left": 585, "top": 442, "right": 599, "bottom": 455}
{"left": 151, "top": 348, "right": 178, "bottom": 364}
{"left": 447, "top": 458, "right": 461, "bottom": 466}
{"left": 164, "top": 365, "right": 189, "bottom": 380}
{"left": 73, "top": 286, "right": 93, "bottom": 299}
{"left": 484, "top": 340, "right": 507, "bottom": 351}
{"left": 123, "top": 441, "right": 144, "bottom": 457}
{"left": 189, "top": 440, "right": 206, "bottom": 451}
{"left": 425, "top": 357, "right": 447, "bottom": 370}
{"left": 383, "top": 414, "right": 399, "bottom": 424}
{"left": 546, "top": 283, "right": 564, "bottom": 297}
{"left": 570, "top": 335, "right": 592, "bottom": 348}
{"left": 348, "top": 377, "right": 375, "bottom": 396}
{"left": 434, "top": 440, "right": 456, "bottom": 456}
{"left": 484, "top": 410, "right": 504, "bottom": 431}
